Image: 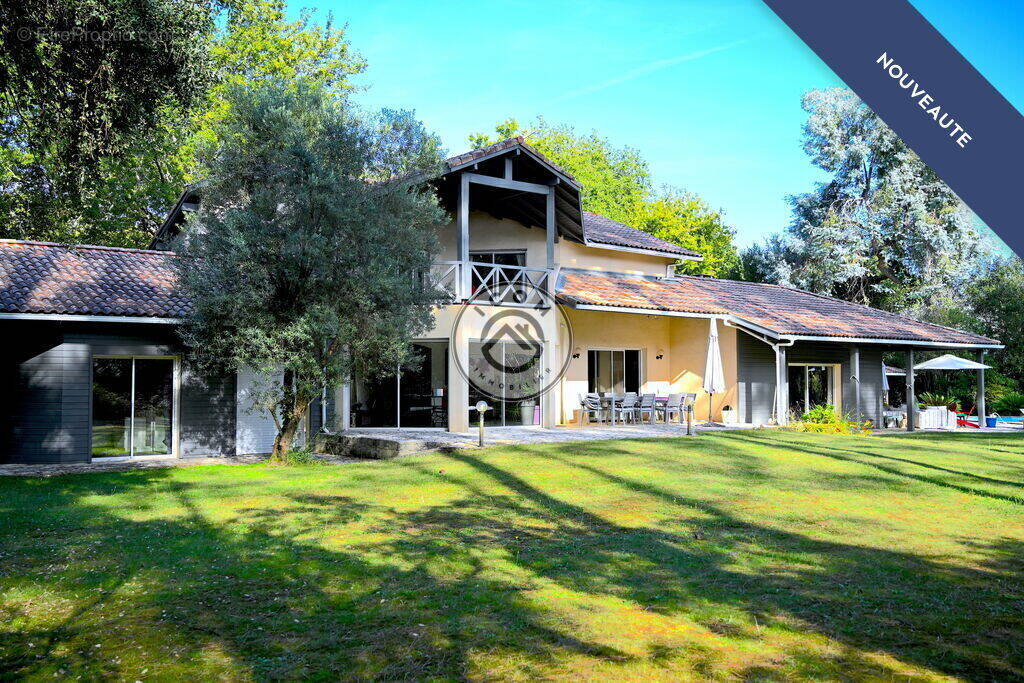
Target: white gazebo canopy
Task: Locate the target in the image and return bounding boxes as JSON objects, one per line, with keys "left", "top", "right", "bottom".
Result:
{"left": 913, "top": 353, "right": 991, "bottom": 371}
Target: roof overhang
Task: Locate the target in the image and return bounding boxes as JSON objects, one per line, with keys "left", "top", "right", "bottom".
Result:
{"left": 445, "top": 141, "right": 581, "bottom": 190}
{"left": 0, "top": 312, "right": 181, "bottom": 325}
{"left": 581, "top": 240, "right": 702, "bottom": 262}
{"left": 778, "top": 334, "right": 1003, "bottom": 350}
{"left": 559, "top": 302, "right": 1003, "bottom": 350}
{"left": 563, "top": 302, "right": 782, "bottom": 340}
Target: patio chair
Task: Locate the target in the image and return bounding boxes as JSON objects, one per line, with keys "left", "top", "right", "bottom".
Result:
{"left": 658, "top": 393, "right": 685, "bottom": 423}
{"left": 611, "top": 394, "right": 638, "bottom": 424}
{"left": 637, "top": 393, "right": 657, "bottom": 423}
{"left": 579, "top": 394, "right": 604, "bottom": 426}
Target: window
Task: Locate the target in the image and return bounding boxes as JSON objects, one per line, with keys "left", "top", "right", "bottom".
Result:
{"left": 470, "top": 251, "right": 526, "bottom": 294}
{"left": 787, "top": 364, "right": 840, "bottom": 417}
{"left": 587, "top": 349, "right": 641, "bottom": 394}
{"left": 92, "top": 357, "right": 176, "bottom": 458}
{"left": 470, "top": 251, "right": 526, "bottom": 267}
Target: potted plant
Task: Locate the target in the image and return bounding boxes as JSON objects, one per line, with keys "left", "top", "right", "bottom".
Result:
{"left": 517, "top": 399, "right": 537, "bottom": 425}
{"left": 917, "top": 393, "right": 957, "bottom": 429}
{"left": 720, "top": 404, "right": 736, "bottom": 424}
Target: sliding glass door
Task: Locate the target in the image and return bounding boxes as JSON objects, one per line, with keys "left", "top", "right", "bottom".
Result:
{"left": 587, "top": 349, "right": 641, "bottom": 394}
{"left": 467, "top": 340, "right": 543, "bottom": 426}
{"left": 787, "top": 364, "right": 838, "bottom": 417}
{"left": 349, "top": 341, "right": 449, "bottom": 429}
{"left": 92, "top": 357, "right": 175, "bottom": 458}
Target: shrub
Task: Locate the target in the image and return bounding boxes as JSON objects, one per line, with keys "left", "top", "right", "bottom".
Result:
{"left": 787, "top": 405, "right": 872, "bottom": 435}
{"left": 278, "top": 448, "right": 324, "bottom": 466}
{"left": 801, "top": 404, "right": 841, "bottom": 423}
{"left": 918, "top": 392, "right": 957, "bottom": 408}
{"left": 993, "top": 392, "right": 1024, "bottom": 413}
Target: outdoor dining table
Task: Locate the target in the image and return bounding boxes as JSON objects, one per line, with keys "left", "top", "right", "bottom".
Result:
{"left": 597, "top": 395, "right": 671, "bottom": 425}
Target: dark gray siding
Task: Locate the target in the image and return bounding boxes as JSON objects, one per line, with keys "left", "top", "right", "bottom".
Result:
{"left": 736, "top": 331, "right": 888, "bottom": 426}
{"left": 180, "top": 362, "right": 236, "bottom": 457}
{"left": 736, "top": 330, "right": 776, "bottom": 425}
{"left": 2, "top": 321, "right": 236, "bottom": 464}
{"left": 4, "top": 326, "right": 71, "bottom": 463}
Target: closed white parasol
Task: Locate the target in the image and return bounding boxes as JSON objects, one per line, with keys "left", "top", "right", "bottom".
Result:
{"left": 701, "top": 318, "right": 726, "bottom": 426}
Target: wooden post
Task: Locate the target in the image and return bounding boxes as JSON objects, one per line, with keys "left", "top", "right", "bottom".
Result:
{"left": 776, "top": 346, "right": 789, "bottom": 426}
{"left": 976, "top": 349, "right": 987, "bottom": 427}
{"left": 545, "top": 187, "right": 556, "bottom": 269}
{"left": 338, "top": 376, "right": 350, "bottom": 430}
{"left": 851, "top": 346, "right": 861, "bottom": 422}
{"left": 458, "top": 173, "right": 470, "bottom": 299}
{"left": 906, "top": 349, "right": 916, "bottom": 432}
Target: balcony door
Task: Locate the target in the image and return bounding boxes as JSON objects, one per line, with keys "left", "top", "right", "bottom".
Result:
{"left": 92, "top": 357, "right": 177, "bottom": 459}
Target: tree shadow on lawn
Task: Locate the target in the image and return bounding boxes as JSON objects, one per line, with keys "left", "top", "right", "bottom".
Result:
{"left": 727, "top": 431, "right": 1024, "bottom": 505}
{"left": 415, "top": 447, "right": 1024, "bottom": 679}
{"left": 0, "top": 469, "right": 634, "bottom": 680}
{"left": 2, "top": 444, "right": 1023, "bottom": 679}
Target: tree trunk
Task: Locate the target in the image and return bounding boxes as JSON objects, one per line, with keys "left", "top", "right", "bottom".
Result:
{"left": 270, "top": 411, "right": 303, "bottom": 463}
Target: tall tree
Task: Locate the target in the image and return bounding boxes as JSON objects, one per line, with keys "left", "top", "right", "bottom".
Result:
{"left": 469, "top": 118, "right": 739, "bottom": 276}
{"left": 925, "top": 256, "right": 1024, "bottom": 400}
{"left": 177, "top": 80, "right": 445, "bottom": 459}
{"left": 0, "top": 0, "right": 364, "bottom": 246}
{"left": 0, "top": 0, "right": 228, "bottom": 243}
{"left": 744, "top": 88, "right": 985, "bottom": 312}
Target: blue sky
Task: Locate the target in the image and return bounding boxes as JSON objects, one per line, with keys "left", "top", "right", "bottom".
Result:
{"left": 308, "top": 0, "right": 1023, "bottom": 246}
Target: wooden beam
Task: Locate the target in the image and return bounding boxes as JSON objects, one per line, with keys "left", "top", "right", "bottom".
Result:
{"left": 464, "top": 172, "right": 550, "bottom": 195}
{"left": 851, "top": 346, "right": 861, "bottom": 422}
{"left": 458, "top": 173, "right": 469, "bottom": 299}
{"left": 546, "top": 187, "right": 556, "bottom": 268}
{"left": 906, "top": 349, "right": 916, "bottom": 432}
{"left": 976, "top": 349, "right": 987, "bottom": 425}
{"left": 504, "top": 157, "right": 513, "bottom": 180}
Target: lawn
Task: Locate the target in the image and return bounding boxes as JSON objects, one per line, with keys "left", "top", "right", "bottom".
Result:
{"left": 1, "top": 431, "right": 1023, "bottom": 680}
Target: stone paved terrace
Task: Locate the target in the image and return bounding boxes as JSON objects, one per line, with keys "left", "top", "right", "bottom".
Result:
{"left": 314, "top": 423, "right": 753, "bottom": 459}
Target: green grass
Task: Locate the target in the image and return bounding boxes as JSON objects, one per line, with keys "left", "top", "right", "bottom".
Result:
{"left": 2, "top": 431, "right": 1023, "bottom": 680}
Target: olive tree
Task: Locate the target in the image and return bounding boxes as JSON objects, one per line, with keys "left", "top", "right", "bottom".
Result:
{"left": 176, "top": 80, "right": 445, "bottom": 460}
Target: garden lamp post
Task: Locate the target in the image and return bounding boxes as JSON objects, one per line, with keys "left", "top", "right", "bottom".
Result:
{"left": 475, "top": 400, "right": 490, "bottom": 447}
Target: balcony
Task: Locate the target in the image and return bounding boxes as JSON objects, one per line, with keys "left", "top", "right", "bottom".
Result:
{"left": 430, "top": 261, "right": 554, "bottom": 307}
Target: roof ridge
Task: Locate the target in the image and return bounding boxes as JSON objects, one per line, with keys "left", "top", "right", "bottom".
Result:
{"left": 0, "top": 239, "right": 175, "bottom": 256}
{"left": 444, "top": 136, "right": 579, "bottom": 185}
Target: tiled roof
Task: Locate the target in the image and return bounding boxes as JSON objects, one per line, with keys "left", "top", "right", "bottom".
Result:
{"left": 0, "top": 239, "right": 998, "bottom": 346}
{"left": 582, "top": 212, "right": 700, "bottom": 257}
{"left": 557, "top": 270, "right": 999, "bottom": 346}
{"left": 0, "top": 240, "right": 188, "bottom": 319}
{"left": 444, "top": 136, "right": 578, "bottom": 183}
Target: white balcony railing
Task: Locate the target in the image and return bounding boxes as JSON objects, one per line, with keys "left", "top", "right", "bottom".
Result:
{"left": 429, "top": 261, "right": 554, "bottom": 307}
{"left": 430, "top": 261, "right": 461, "bottom": 301}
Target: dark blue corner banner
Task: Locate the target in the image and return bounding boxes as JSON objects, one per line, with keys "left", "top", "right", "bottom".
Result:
{"left": 762, "top": 0, "right": 1024, "bottom": 259}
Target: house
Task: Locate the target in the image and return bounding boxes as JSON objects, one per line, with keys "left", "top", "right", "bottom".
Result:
{"left": 0, "top": 137, "right": 1002, "bottom": 463}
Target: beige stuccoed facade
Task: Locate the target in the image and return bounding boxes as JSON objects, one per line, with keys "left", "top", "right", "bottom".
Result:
{"left": 339, "top": 208, "right": 739, "bottom": 433}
